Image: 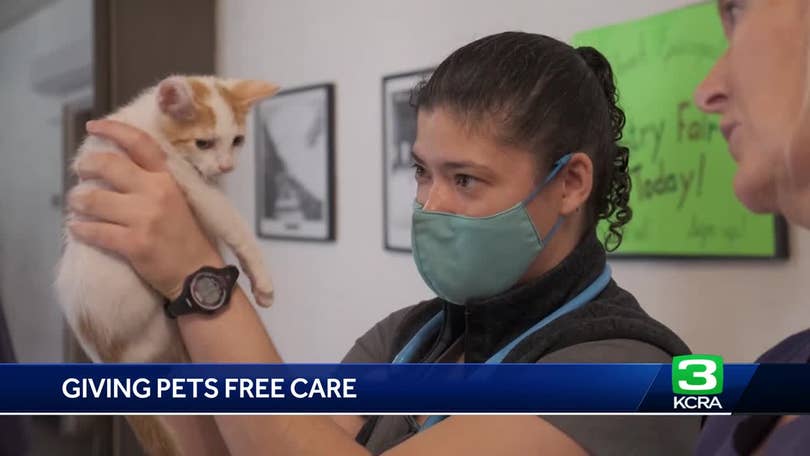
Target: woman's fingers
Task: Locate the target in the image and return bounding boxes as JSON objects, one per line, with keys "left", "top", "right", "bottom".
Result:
{"left": 75, "top": 152, "right": 145, "bottom": 193}
{"left": 68, "top": 187, "right": 142, "bottom": 226}
{"left": 86, "top": 119, "right": 167, "bottom": 172}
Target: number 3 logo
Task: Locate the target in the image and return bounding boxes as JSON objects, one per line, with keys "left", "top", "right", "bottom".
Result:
{"left": 672, "top": 355, "right": 724, "bottom": 395}
{"left": 678, "top": 359, "right": 717, "bottom": 391}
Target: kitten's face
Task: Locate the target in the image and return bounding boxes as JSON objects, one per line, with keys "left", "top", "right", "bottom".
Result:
{"left": 156, "top": 76, "right": 278, "bottom": 179}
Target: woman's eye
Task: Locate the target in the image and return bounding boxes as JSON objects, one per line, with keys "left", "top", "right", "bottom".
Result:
{"left": 195, "top": 139, "right": 216, "bottom": 150}
{"left": 455, "top": 174, "right": 474, "bottom": 188}
{"left": 412, "top": 163, "right": 427, "bottom": 180}
{"left": 721, "top": 0, "right": 745, "bottom": 28}
{"left": 232, "top": 135, "right": 245, "bottom": 147}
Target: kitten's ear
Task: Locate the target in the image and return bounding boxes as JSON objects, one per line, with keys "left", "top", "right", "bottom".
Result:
{"left": 227, "top": 80, "right": 280, "bottom": 108}
{"left": 157, "top": 76, "right": 196, "bottom": 121}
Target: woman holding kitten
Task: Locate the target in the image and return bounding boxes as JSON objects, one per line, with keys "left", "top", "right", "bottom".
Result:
{"left": 68, "top": 32, "right": 697, "bottom": 455}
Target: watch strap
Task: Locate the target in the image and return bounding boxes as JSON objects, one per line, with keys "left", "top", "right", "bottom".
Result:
{"left": 164, "top": 265, "right": 239, "bottom": 319}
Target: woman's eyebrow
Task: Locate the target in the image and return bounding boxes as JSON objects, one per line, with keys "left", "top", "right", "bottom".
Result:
{"left": 412, "top": 149, "right": 494, "bottom": 176}
{"left": 442, "top": 160, "right": 491, "bottom": 172}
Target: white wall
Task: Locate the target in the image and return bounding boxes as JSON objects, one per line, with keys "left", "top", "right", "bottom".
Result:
{"left": 0, "top": 0, "right": 92, "bottom": 362}
{"left": 218, "top": 0, "right": 810, "bottom": 363}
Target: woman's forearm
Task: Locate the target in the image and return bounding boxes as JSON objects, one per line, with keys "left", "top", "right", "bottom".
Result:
{"left": 177, "top": 280, "right": 279, "bottom": 363}
{"left": 175, "top": 282, "right": 369, "bottom": 456}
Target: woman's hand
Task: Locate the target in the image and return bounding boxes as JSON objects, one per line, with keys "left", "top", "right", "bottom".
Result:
{"left": 68, "top": 119, "right": 223, "bottom": 300}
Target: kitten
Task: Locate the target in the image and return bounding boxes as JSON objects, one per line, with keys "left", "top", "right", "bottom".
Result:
{"left": 55, "top": 75, "right": 278, "bottom": 455}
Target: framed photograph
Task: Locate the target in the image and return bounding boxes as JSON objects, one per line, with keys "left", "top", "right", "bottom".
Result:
{"left": 255, "top": 83, "right": 336, "bottom": 242}
{"left": 382, "top": 69, "right": 433, "bottom": 252}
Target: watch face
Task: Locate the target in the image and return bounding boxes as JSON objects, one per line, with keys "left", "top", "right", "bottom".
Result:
{"left": 190, "top": 272, "right": 227, "bottom": 311}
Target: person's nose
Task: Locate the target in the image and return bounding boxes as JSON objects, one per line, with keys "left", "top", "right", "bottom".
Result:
{"left": 422, "top": 183, "right": 454, "bottom": 213}
{"left": 694, "top": 51, "right": 730, "bottom": 114}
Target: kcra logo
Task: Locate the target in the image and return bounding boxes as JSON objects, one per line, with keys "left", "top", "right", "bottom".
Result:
{"left": 671, "top": 355, "right": 724, "bottom": 410}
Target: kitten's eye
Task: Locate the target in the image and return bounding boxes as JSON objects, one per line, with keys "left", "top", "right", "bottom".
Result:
{"left": 232, "top": 135, "right": 245, "bottom": 147}
{"left": 195, "top": 139, "right": 216, "bottom": 150}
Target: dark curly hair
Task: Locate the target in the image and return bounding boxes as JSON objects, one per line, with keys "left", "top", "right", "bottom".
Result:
{"left": 413, "top": 32, "right": 632, "bottom": 251}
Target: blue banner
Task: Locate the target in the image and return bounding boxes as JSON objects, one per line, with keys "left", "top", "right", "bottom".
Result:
{"left": 0, "top": 362, "right": 803, "bottom": 414}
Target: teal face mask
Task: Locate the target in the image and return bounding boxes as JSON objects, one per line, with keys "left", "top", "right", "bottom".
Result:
{"left": 411, "top": 154, "right": 572, "bottom": 305}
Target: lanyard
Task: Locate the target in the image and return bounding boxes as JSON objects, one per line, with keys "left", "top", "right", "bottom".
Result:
{"left": 392, "top": 265, "right": 613, "bottom": 431}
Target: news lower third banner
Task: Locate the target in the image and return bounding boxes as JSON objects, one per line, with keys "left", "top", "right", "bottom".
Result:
{"left": 0, "top": 357, "right": 808, "bottom": 414}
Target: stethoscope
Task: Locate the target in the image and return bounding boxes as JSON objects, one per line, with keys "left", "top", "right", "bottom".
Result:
{"left": 392, "top": 264, "right": 613, "bottom": 431}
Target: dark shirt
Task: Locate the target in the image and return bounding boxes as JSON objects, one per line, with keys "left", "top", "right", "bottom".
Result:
{"left": 343, "top": 233, "right": 699, "bottom": 455}
{"left": 696, "top": 329, "right": 810, "bottom": 456}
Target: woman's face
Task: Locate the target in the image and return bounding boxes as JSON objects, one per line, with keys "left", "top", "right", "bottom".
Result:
{"left": 412, "top": 108, "right": 560, "bottom": 233}
{"left": 695, "top": 0, "right": 810, "bottom": 217}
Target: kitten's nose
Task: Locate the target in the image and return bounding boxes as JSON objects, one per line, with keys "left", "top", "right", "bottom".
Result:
{"left": 219, "top": 163, "right": 234, "bottom": 173}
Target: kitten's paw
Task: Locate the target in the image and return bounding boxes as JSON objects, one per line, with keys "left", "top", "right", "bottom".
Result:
{"left": 252, "top": 281, "right": 275, "bottom": 308}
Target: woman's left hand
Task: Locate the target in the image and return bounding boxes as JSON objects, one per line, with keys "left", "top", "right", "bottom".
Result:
{"left": 67, "top": 119, "right": 224, "bottom": 300}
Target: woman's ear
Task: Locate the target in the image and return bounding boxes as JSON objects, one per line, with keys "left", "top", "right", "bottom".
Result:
{"left": 559, "top": 152, "right": 593, "bottom": 216}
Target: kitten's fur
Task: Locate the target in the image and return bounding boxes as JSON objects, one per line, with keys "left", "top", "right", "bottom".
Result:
{"left": 55, "top": 75, "right": 278, "bottom": 455}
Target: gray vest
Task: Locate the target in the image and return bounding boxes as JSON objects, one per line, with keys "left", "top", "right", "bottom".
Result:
{"left": 356, "top": 233, "right": 690, "bottom": 453}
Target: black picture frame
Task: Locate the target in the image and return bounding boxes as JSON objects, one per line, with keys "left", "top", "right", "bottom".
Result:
{"left": 607, "top": 216, "right": 790, "bottom": 261}
{"left": 382, "top": 68, "right": 433, "bottom": 252}
{"left": 255, "top": 83, "right": 336, "bottom": 242}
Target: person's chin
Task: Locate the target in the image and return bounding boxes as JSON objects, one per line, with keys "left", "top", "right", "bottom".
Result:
{"left": 733, "top": 171, "right": 779, "bottom": 214}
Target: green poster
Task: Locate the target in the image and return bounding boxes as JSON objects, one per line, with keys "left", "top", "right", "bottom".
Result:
{"left": 572, "top": 2, "right": 787, "bottom": 258}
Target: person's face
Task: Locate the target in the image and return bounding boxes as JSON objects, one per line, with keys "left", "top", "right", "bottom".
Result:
{"left": 695, "top": 0, "right": 810, "bottom": 215}
{"left": 412, "top": 106, "right": 594, "bottom": 283}
{"left": 411, "top": 108, "right": 560, "bottom": 234}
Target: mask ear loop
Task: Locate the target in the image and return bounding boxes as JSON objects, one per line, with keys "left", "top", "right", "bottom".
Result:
{"left": 544, "top": 216, "right": 564, "bottom": 241}
{"left": 521, "top": 154, "right": 573, "bottom": 205}
{"left": 521, "top": 153, "right": 573, "bottom": 242}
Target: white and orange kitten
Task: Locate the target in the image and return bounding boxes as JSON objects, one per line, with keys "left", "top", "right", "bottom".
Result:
{"left": 55, "top": 75, "right": 278, "bottom": 455}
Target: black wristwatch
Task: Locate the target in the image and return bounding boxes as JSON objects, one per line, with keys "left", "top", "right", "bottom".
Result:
{"left": 164, "top": 265, "right": 240, "bottom": 319}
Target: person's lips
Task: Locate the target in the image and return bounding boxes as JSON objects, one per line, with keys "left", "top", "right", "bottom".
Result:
{"left": 720, "top": 121, "right": 741, "bottom": 161}
{"left": 720, "top": 121, "right": 739, "bottom": 142}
